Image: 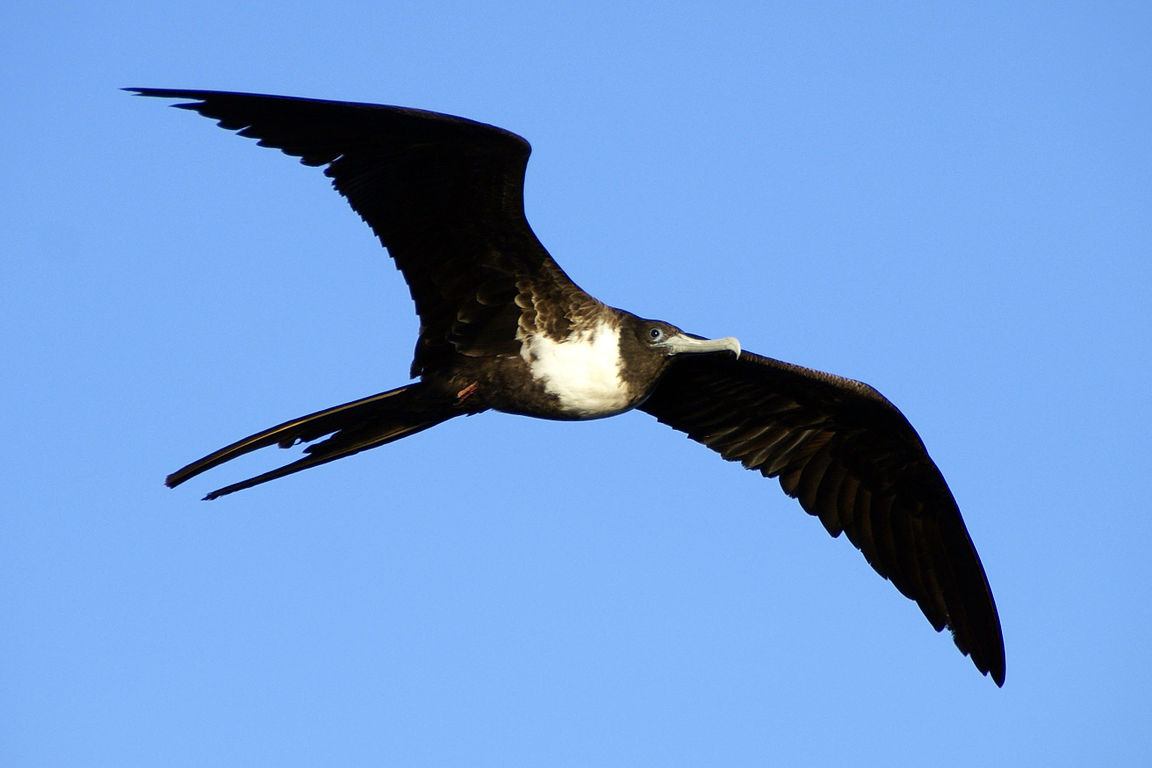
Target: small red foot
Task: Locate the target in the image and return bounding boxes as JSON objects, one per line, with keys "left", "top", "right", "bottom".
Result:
{"left": 456, "top": 382, "right": 479, "bottom": 404}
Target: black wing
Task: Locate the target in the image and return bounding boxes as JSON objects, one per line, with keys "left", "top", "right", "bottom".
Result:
{"left": 640, "top": 350, "right": 1005, "bottom": 686}
{"left": 128, "top": 88, "right": 579, "bottom": 376}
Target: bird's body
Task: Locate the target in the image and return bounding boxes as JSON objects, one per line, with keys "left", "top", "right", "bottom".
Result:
{"left": 517, "top": 318, "right": 633, "bottom": 417}
{"left": 132, "top": 88, "right": 1005, "bottom": 686}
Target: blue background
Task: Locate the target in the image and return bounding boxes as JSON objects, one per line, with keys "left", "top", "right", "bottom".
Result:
{"left": 4, "top": 2, "right": 1150, "bottom": 765}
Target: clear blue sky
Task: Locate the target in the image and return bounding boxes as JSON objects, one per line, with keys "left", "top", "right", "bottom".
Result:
{"left": 4, "top": 2, "right": 1150, "bottom": 765}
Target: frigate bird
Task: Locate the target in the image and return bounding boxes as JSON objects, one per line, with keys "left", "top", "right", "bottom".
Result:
{"left": 131, "top": 88, "right": 1005, "bottom": 686}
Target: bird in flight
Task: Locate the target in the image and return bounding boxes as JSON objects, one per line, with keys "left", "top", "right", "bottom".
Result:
{"left": 130, "top": 88, "right": 1005, "bottom": 686}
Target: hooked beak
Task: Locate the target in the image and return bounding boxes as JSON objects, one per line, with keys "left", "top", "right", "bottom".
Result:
{"left": 659, "top": 333, "right": 742, "bottom": 358}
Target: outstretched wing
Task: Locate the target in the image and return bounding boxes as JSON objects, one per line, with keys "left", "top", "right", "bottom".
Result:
{"left": 129, "top": 88, "right": 579, "bottom": 375}
{"left": 639, "top": 350, "right": 1005, "bottom": 686}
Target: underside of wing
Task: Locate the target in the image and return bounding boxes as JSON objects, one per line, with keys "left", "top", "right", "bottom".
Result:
{"left": 639, "top": 350, "right": 1005, "bottom": 686}
{"left": 129, "top": 88, "right": 581, "bottom": 375}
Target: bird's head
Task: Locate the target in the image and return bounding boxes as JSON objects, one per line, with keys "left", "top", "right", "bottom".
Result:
{"left": 618, "top": 314, "right": 741, "bottom": 385}
{"left": 628, "top": 317, "right": 741, "bottom": 359}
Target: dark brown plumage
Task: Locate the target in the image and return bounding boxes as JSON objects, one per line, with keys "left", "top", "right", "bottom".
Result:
{"left": 640, "top": 352, "right": 1004, "bottom": 684}
{"left": 132, "top": 88, "right": 1005, "bottom": 686}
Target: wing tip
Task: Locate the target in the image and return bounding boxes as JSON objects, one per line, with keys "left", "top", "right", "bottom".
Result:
{"left": 953, "top": 624, "right": 1006, "bottom": 687}
{"left": 979, "top": 656, "right": 1006, "bottom": 688}
{"left": 123, "top": 86, "right": 186, "bottom": 99}
{"left": 983, "top": 646, "right": 1007, "bottom": 688}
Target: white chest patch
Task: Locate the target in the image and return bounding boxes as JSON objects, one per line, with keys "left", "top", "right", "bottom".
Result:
{"left": 521, "top": 321, "right": 630, "bottom": 417}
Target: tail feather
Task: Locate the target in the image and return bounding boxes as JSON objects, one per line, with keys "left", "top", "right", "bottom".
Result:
{"left": 166, "top": 383, "right": 465, "bottom": 499}
{"left": 200, "top": 417, "right": 444, "bottom": 500}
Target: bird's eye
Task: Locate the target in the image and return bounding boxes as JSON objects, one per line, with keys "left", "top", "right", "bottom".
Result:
{"left": 647, "top": 327, "right": 664, "bottom": 342}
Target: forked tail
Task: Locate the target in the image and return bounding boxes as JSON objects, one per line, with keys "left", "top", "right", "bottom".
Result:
{"left": 166, "top": 383, "right": 465, "bottom": 500}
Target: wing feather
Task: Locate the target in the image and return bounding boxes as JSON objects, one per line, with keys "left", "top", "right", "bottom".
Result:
{"left": 640, "top": 350, "right": 1005, "bottom": 685}
{"left": 128, "top": 88, "right": 582, "bottom": 375}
